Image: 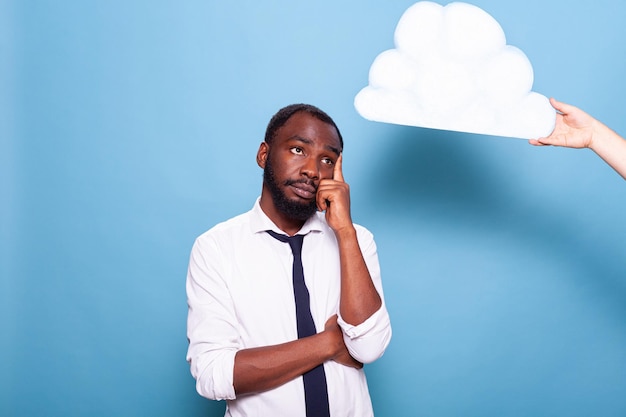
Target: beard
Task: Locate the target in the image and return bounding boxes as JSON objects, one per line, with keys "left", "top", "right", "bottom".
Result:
{"left": 263, "top": 156, "right": 318, "bottom": 221}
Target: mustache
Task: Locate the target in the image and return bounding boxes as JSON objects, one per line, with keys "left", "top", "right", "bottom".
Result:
{"left": 284, "top": 178, "right": 317, "bottom": 190}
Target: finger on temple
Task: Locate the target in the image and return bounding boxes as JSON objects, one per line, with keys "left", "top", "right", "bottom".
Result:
{"left": 333, "top": 153, "right": 344, "bottom": 182}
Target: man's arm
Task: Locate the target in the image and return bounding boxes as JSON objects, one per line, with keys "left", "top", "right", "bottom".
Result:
{"left": 316, "top": 154, "right": 382, "bottom": 325}
{"left": 529, "top": 98, "right": 626, "bottom": 180}
{"left": 187, "top": 237, "right": 361, "bottom": 399}
{"left": 233, "top": 315, "right": 361, "bottom": 395}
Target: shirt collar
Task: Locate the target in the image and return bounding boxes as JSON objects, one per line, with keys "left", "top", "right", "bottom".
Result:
{"left": 250, "top": 197, "right": 325, "bottom": 236}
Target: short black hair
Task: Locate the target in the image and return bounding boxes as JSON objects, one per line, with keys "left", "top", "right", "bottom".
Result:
{"left": 264, "top": 104, "right": 344, "bottom": 149}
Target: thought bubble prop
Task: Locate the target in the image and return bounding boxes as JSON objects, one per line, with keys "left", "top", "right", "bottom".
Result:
{"left": 354, "top": 1, "right": 556, "bottom": 139}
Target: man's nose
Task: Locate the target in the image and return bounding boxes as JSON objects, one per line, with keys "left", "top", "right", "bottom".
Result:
{"left": 300, "top": 157, "right": 320, "bottom": 179}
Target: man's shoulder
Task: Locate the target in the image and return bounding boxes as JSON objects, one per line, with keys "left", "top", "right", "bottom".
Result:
{"left": 354, "top": 223, "right": 375, "bottom": 244}
{"left": 352, "top": 222, "right": 371, "bottom": 234}
{"left": 310, "top": 212, "right": 375, "bottom": 241}
{"left": 196, "top": 210, "right": 253, "bottom": 242}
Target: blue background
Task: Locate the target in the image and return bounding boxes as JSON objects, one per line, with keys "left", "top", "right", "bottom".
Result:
{"left": 3, "top": 1, "right": 626, "bottom": 416}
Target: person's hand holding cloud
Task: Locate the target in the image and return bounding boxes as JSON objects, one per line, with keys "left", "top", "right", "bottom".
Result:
{"left": 530, "top": 98, "right": 626, "bottom": 180}
{"left": 529, "top": 98, "right": 595, "bottom": 149}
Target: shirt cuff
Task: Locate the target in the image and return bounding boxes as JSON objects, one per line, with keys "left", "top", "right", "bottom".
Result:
{"left": 336, "top": 305, "right": 392, "bottom": 363}
{"left": 337, "top": 307, "right": 379, "bottom": 337}
{"left": 194, "top": 349, "right": 237, "bottom": 400}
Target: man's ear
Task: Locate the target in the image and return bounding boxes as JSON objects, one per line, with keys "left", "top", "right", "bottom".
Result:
{"left": 256, "top": 141, "right": 269, "bottom": 169}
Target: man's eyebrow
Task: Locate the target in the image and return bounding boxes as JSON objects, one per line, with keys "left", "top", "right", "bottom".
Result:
{"left": 326, "top": 145, "right": 341, "bottom": 157}
{"left": 289, "top": 135, "right": 313, "bottom": 145}
{"left": 288, "top": 135, "right": 341, "bottom": 157}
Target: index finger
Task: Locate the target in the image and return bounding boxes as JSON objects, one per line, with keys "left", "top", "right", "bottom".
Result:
{"left": 333, "top": 153, "right": 344, "bottom": 182}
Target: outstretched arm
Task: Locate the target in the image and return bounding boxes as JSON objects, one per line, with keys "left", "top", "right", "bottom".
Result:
{"left": 529, "top": 98, "right": 626, "bottom": 179}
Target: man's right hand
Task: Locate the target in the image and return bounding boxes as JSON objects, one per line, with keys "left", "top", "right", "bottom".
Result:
{"left": 325, "top": 315, "right": 363, "bottom": 369}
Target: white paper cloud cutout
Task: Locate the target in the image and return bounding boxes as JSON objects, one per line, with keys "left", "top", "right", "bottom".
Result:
{"left": 354, "top": 1, "right": 556, "bottom": 139}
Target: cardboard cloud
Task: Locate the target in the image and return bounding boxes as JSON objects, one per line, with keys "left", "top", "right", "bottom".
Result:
{"left": 354, "top": 1, "right": 556, "bottom": 139}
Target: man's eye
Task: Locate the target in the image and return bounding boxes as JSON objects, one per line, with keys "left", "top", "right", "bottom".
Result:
{"left": 322, "top": 157, "right": 334, "bottom": 165}
{"left": 291, "top": 147, "right": 304, "bottom": 155}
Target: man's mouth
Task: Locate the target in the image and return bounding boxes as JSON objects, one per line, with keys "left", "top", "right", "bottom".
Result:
{"left": 286, "top": 180, "right": 317, "bottom": 199}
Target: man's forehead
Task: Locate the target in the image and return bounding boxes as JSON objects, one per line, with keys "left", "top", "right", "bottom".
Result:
{"left": 279, "top": 113, "right": 341, "bottom": 145}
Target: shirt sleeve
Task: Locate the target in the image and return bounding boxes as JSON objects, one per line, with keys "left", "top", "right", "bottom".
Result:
{"left": 186, "top": 235, "right": 238, "bottom": 400}
{"left": 336, "top": 227, "right": 392, "bottom": 364}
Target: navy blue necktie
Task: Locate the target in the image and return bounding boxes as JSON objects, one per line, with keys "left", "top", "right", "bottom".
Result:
{"left": 267, "top": 230, "right": 331, "bottom": 417}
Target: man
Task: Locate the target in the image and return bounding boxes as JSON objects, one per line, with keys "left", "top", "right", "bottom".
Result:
{"left": 186, "top": 103, "right": 392, "bottom": 416}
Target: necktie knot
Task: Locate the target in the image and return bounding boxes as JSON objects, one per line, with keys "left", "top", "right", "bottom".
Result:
{"left": 266, "top": 230, "right": 304, "bottom": 255}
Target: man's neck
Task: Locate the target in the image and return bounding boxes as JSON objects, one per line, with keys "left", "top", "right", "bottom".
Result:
{"left": 258, "top": 193, "right": 306, "bottom": 236}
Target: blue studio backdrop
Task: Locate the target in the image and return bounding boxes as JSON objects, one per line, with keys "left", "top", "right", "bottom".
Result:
{"left": 2, "top": 1, "right": 626, "bottom": 416}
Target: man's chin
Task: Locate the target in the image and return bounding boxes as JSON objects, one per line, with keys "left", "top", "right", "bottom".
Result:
{"left": 277, "top": 198, "right": 317, "bottom": 221}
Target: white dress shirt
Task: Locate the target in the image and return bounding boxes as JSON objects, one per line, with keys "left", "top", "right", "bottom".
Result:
{"left": 186, "top": 198, "right": 392, "bottom": 417}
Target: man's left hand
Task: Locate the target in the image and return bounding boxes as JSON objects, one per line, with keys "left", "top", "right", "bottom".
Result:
{"left": 316, "top": 154, "right": 352, "bottom": 233}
